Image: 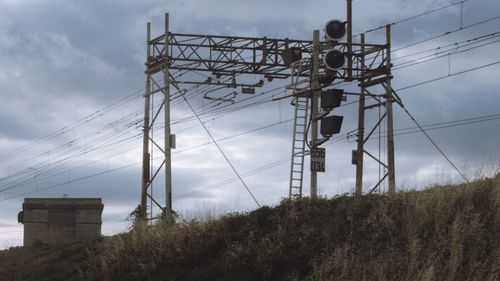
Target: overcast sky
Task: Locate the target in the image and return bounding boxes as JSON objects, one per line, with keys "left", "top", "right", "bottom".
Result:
{"left": 1, "top": 0, "right": 500, "bottom": 249}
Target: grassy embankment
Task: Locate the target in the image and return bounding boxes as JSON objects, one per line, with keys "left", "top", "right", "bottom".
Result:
{"left": 1, "top": 174, "right": 499, "bottom": 281}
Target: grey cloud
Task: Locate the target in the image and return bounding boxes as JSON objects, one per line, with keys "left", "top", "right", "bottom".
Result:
{"left": 1, "top": 0, "right": 500, "bottom": 247}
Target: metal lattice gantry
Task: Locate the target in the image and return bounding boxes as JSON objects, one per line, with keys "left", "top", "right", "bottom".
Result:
{"left": 139, "top": 7, "right": 397, "bottom": 220}
{"left": 140, "top": 14, "right": 320, "bottom": 220}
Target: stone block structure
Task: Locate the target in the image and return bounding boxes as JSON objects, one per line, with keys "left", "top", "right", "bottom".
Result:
{"left": 19, "top": 198, "right": 104, "bottom": 245}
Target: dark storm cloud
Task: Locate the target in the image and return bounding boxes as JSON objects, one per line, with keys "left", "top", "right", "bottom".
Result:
{"left": 1, "top": 0, "right": 500, "bottom": 248}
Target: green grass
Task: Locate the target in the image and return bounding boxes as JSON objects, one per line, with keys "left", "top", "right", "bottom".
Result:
{"left": 1, "top": 174, "right": 500, "bottom": 281}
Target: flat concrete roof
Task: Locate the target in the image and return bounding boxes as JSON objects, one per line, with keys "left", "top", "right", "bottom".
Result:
{"left": 24, "top": 198, "right": 102, "bottom": 203}
{"left": 23, "top": 198, "right": 103, "bottom": 210}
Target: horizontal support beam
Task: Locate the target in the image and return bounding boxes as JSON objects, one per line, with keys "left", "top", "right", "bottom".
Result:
{"left": 145, "top": 33, "right": 389, "bottom": 80}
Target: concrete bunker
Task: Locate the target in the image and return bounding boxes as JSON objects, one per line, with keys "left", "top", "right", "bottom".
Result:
{"left": 18, "top": 198, "right": 103, "bottom": 245}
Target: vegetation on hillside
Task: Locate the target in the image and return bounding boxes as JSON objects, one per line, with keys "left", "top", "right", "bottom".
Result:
{"left": 1, "top": 174, "right": 499, "bottom": 281}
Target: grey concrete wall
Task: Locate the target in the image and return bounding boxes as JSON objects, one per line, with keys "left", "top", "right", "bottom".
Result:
{"left": 22, "top": 198, "right": 103, "bottom": 246}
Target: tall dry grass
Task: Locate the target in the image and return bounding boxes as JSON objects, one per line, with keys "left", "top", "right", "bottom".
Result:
{"left": 83, "top": 174, "right": 500, "bottom": 281}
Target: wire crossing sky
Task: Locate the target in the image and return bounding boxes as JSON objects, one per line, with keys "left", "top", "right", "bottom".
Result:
{"left": 0, "top": 0, "right": 500, "bottom": 248}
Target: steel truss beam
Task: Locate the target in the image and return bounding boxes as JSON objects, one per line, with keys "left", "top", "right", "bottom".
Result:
{"left": 354, "top": 26, "right": 396, "bottom": 195}
{"left": 146, "top": 32, "right": 385, "bottom": 81}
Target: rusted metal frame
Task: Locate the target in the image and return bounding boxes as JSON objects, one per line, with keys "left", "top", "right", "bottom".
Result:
{"left": 144, "top": 160, "right": 166, "bottom": 191}
{"left": 213, "top": 39, "right": 235, "bottom": 64}
{"left": 152, "top": 44, "right": 163, "bottom": 58}
{"left": 391, "top": 88, "right": 404, "bottom": 107}
{"left": 176, "top": 43, "right": 205, "bottom": 65}
{"left": 171, "top": 32, "right": 313, "bottom": 43}
{"left": 363, "top": 149, "right": 388, "bottom": 169}
{"left": 351, "top": 55, "right": 363, "bottom": 79}
{"left": 147, "top": 192, "right": 166, "bottom": 213}
{"left": 358, "top": 49, "right": 388, "bottom": 76}
{"left": 148, "top": 78, "right": 166, "bottom": 127}
{"left": 272, "top": 40, "right": 280, "bottom": 66}
{"left": 149, "top": 35, "right": 315, "bottom": 78}
{"left": 175, "top": 41, "right": 201, "bottom": 60}
{"left": 150, "top": 75, "right": 165, "bottom": 91}
{"left": 174, "top": 80, "right": 262, "bottom": 87}
{"left": 364, "top": 101, "right": 386, "bottom": 110}
{"left": 372, "top": 57, "right": 388, "bottom": 76}
{"left": 232, "top": 41, "right": 256, "bottom": 65}
{"left": 171, "top": 59, "right": 291, "bottom": 75}
{"left": 168, "top": 36, "right": 205, "bottom": 67}
{"left": 170, "top": 58, "right": 267, "bottom": 67}
{"left": 356, "top": 45, "right": 385, "bottom": 56}
{"left": 363, "top": 112, "right": 386, "bottom": 145}
{"left": 151, "top": 101, "right": 165, "bottom": 124}
{"left": 172, "top": 34, "right": 207, "bottom": 44}
{"left": 168, "top": 38, "right": 313, "bottom": 56}
{"left": 363, "top": 88, "right": 383, "bottom": 103}
{"left": 168, "top": 43, "right": 311, "bottom": 65}
{"left": 256, "top": 63, "right": 287, "bottom": 73}
{"left": 149, "top": 136, "right": 166, "bottom": 154}
{"left": 166, "top": 65, "right": 291, "bottom": 77}
{"left": 358, "top": 67, "right": 390, "bottom": 81}
{"left": 367, "top": 49, "right": 383, "bottom": 70}
{"left": 360, "top": 75, "right": 390, "bottom": 88}
{"left": 264, "top": 68, "right": 301, "bottom": 78}
{"left": 368, "top": 173, "right": 388, "bottom": 194}
{"left": 150, "top": 34, "right": 164, "bottom": 44}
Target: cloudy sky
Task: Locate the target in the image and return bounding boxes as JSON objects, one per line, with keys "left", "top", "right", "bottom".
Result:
{"left": 1, "top": 0, "right": 500, "bottom": 248}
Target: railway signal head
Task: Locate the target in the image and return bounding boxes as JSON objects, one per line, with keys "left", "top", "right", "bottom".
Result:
{"left": 320, "top": 115, "right": 344, "bottom": 137}
{"left": 318, "top": 89, "right": 344, "bottom": 140}
{"left": 324, "top": 50, "right": 346, "bottom": 71}
{"left": 323, "top": 19, "right": 347, "bottom": 71}
{"left": 325, "top": 20, "right": 347, "bottom": 40}
{"left": 321, "top": 89, "right": 344, "bottom": 110}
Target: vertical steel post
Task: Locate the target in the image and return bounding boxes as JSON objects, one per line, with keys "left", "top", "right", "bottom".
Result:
{"left": 164, "top": 13, "right": 173, "bottom": 214}
{"left": 355, "top": 34, "right": 365, "bottom": 196}
{"left": 386, "top": 25, "right": 396, "bottom": 193}
{"left": 347, "top": 0, "right": 353, "bottom": 81}
{"left": 310, "top": 30, "right": 320, "bottom": 198}
{"left": 140, "top": 22, "right": 152, "bottom": 220}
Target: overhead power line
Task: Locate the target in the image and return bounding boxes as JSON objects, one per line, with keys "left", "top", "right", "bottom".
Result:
{"left": 396, "top": 59, "right": 500, "bottom": 92}
{"left": 362, "top": 0, "right": 468, "bottom": 35}
{"left": 392, "top": 14, "right": 500, "bottom": 53}
{"left": 180, "top": 91, "right": 261, "bottom": 208}
{"left": 396, "top": 96, "right": 469, "bottom": 182}
{"left": 0, "top": 88, "right": 144, "bottom": 164}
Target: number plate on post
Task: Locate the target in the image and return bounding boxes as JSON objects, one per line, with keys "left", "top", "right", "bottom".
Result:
{"left": 311, "top": 148, "right": 326, "bottom": 172}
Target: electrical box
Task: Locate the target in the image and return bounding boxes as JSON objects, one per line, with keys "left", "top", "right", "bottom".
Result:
{"left": 170, "top": 134, "right": 176, "bottom": 149}
{"left": 281, "top": 47, "right": 302, "bottom": 66}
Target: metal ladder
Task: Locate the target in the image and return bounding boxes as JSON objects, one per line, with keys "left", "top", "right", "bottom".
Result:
{"left": 288, "top": 60, "right": 311, "bottom": 198}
